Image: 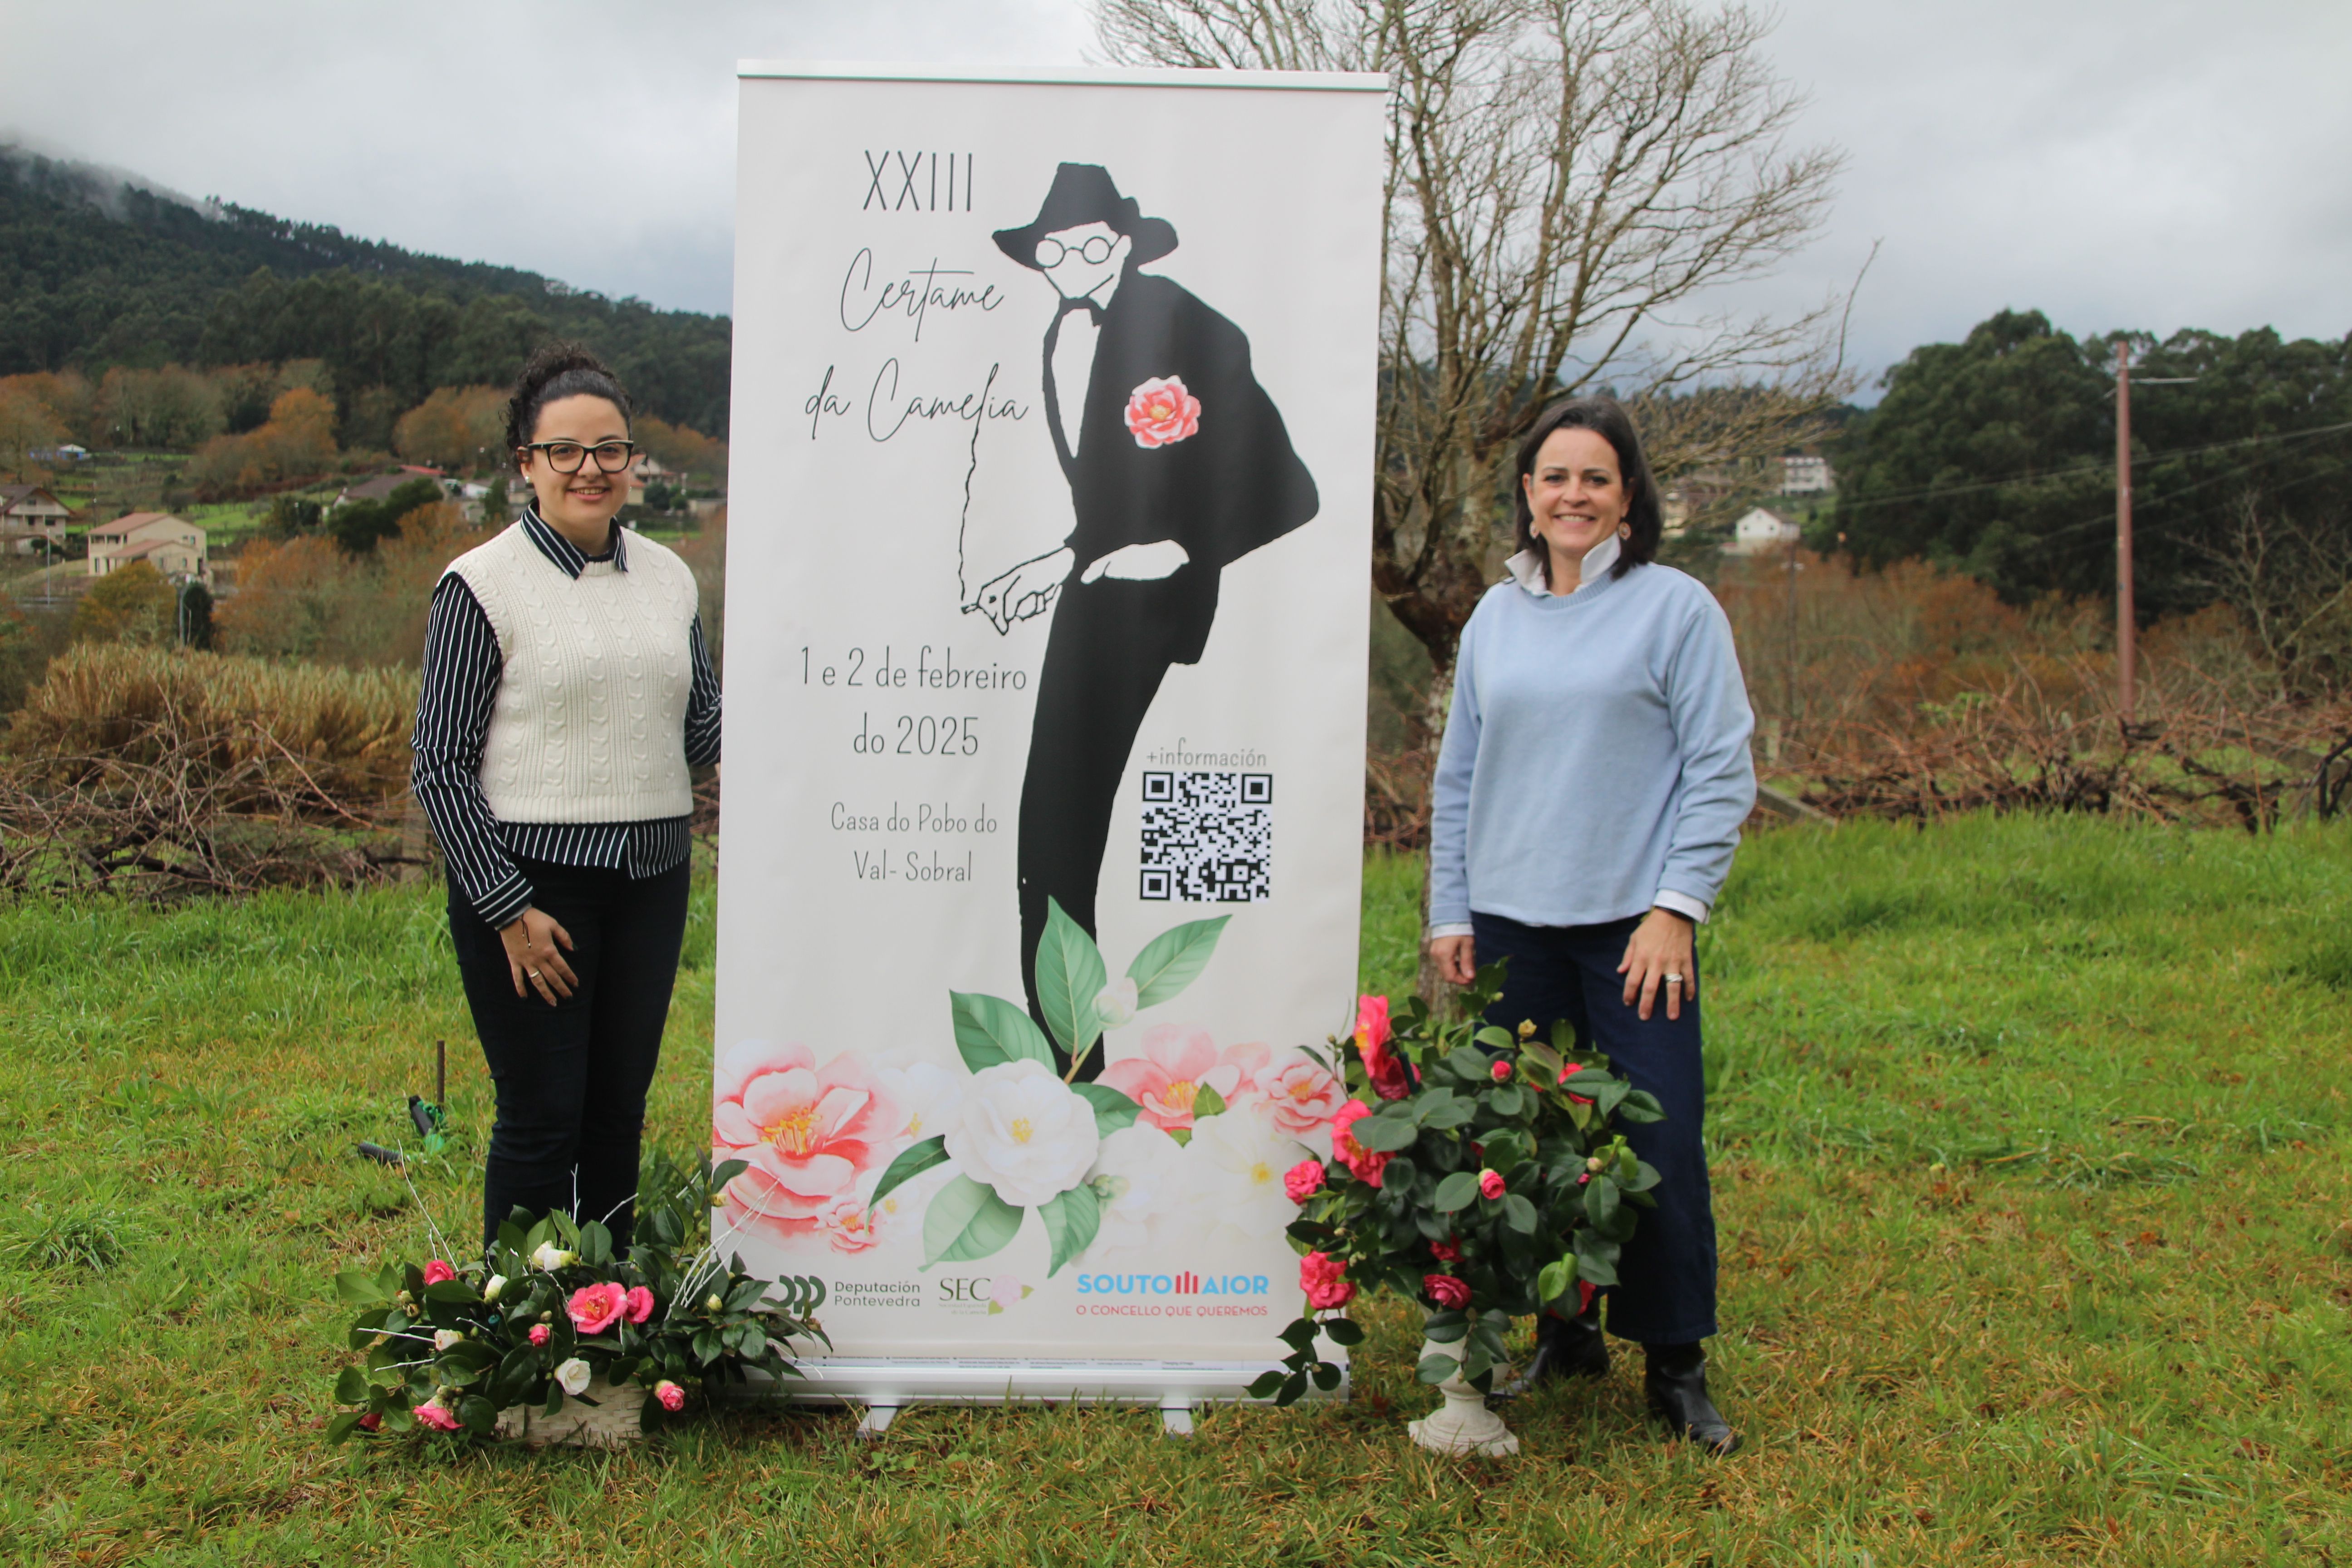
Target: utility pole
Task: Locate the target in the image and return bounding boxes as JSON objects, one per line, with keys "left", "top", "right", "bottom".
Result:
{"left": 2115, "top": 341, "right": 2135, "bottom": 724}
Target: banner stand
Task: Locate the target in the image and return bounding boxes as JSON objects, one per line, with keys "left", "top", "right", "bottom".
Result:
{"left": 721, "top": 1358, "right": 1345, "bottom": 1437}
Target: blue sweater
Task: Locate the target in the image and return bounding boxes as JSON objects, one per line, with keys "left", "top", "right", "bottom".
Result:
{"left": 1428, "top": 561, "right": 1756, "bottom": 931}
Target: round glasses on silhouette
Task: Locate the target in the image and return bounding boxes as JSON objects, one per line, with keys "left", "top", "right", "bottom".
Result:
{"left": 1034, "top": 235, "right": 1117, "bottom": 269}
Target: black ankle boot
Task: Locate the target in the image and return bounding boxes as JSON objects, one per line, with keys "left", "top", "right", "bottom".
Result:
{"left": 1643, "top": 1343, "right": 1739, "bottom": 1454}
{"left": 1490, "top": 1301, "right": 1608, "bottom": 1402}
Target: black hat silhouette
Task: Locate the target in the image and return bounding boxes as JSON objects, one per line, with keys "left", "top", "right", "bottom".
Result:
{"left": 993, "top": 163, "right": 1178, "bottom": 270}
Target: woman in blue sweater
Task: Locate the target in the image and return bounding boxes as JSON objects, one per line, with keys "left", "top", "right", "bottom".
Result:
{"left": 1427, "top": 395, "right": 1755, "bottom": 1454}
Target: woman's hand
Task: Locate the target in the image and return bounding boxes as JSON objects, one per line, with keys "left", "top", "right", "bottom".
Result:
{"left": 499, "top": 907, "right": 578, "bottom": 1005}
{"left": 1429, "top": 933, "right": 1478, "bottom": 987}
{"left": 1619, "top": 907, "right": 1696, "bottom": 1021}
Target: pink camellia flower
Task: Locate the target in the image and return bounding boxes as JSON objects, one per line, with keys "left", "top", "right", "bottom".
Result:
{"left": 816, "top": 1196, "right": 882, "bottom": 1254}
{"left": 1430, "top": 1238, "right": 1462, "bottom": 1264}
{"left": 1578, "top": 1280, "right": 1598, "bottom": 1314}
{"left": 413, "top": 1400, "right": 462, "bottom": 1433}
{"left": 1100, "top": 1026, "right": 1261, "bottom": 1133}
{"left": 622, "top": 1285, "right": 655, "bottom": 1325}
{"left": 1478, "top": 1168, "right": 1505, "bottom": 1200}
{"left": 528, "top": 1323, "right": 551, "bottom": 1347}
{"left": 421, "top": 1259, "right": 456, "bottom": 1287}
{"left": 713, "top": 1039, "right": 897, "bottom": 1240}
{"left": 1125, "top": 375, "right": 1202, "bottom": 448}
{"left": 1260, "top": 1054, "right": 1346, "bottom": 1146}
{"left": 1352, "top": 995, "right": 1411, "bottom": 1101}
{"left": 567, "top": 1282, "right": 629, "bottom": 1335}
{"left": 1558, "top": 1060, "right": 1595, "bottom": 1106}
{"left": 653, "top": 1379, "right": 687, "bottom": 1413}
{"left": 357, "top": 1411, "right": 382, "bottom": 1433}
{"left": 1299, "top": 1251, "right": 1356, "bottom": 1311}
{"left": 1329, "top": 1100, "right": 1390, "bottom": 1188}
{"left": 988, "top": 1274, "right": 1027, "bottom": 1311}
{"left": 1282, "top": 1158, "right": 1327, "bottom": 1205}
{"left": 1424, "top": 1273, "right": 1471, "bottom": 1310}
{"left": 1490, "top": 1058, "right": 1514, "bottom": 1082}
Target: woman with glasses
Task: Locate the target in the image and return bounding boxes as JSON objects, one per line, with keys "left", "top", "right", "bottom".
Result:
{"left": 412, "top": 343, "right": 720, "bottom": 1248}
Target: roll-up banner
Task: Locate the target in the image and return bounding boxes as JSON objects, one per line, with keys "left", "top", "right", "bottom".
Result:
{"left": 718, "top": 62, "right": 1386, "bottom": 1408}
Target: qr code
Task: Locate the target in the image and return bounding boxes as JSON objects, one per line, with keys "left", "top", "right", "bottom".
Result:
{"left": 1139, "top": 771, "right": 1271, "bottom": 902}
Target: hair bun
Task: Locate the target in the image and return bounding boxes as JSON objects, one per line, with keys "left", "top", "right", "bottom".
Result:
{"left": 505, "top": 342, "right": 634, "bottom": 456}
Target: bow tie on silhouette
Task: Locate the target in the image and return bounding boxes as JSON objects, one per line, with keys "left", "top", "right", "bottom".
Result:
{"left": 1054, "top": 295, "right": 1107, "bottom": 328}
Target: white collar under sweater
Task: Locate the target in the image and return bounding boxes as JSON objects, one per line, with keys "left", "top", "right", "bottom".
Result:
{"left": 1504, "top": 532, "right": 1620, "bottom": 597}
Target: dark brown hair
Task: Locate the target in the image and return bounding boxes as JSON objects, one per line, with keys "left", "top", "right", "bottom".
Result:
{"left": 504, "top": 342, "right": 633, "bottom": 456}
{"left": 1511, "top": 395, "right": 1663, "bottom": 585}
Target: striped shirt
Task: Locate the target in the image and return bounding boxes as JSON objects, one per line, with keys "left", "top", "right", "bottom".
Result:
{"left": 412, "top": 508, "right": 721, "bottom": 927}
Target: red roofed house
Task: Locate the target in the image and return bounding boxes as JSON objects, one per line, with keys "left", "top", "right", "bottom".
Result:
{"left": 0, "top": 484, "right": 71, "bottom": 556}
{"left": 88, "top": 512, "right": 209, "bottom": 581}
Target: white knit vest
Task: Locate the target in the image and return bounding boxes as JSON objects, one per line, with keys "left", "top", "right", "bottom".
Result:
{"left": 444, "top": 523, "right": 700, "bottom": 823}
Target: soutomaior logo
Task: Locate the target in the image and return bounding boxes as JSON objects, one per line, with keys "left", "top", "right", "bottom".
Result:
{"left": 1076, "top": 1272, "right": 1269, "bottom": 1297}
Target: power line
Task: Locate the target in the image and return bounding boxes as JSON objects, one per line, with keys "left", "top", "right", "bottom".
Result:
{"left": 1830, "top": 418, "right": 2352, "bottom": 514}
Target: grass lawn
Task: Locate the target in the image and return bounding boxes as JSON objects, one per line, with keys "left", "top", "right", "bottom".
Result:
{"left": 3, "top": 816, "right": 2348, "bottom": 1565}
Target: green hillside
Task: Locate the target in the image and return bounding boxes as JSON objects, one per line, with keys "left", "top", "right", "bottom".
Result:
{"left": 0, "top": 146, "right": 731, "bottom": 434}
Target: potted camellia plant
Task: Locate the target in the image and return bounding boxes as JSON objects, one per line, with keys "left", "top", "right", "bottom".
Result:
{"left": 327, "top": 1152, "right": 825, "bottom": 1449}
{"left": 1254, "top": 969, "right": 1664, "bottom": 1456}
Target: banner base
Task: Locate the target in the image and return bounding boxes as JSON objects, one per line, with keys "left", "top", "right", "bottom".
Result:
{"left": 722, "top": 1357, "right": 1348, "bottom": 1410}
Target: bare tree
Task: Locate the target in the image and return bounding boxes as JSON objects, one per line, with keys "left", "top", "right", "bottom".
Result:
{"left": 1095, "top": 0, "right": 1848, "bottom": 985}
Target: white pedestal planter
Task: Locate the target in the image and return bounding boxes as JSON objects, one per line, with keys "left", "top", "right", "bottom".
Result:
{"left": 1406, "top": 1337, "right": 1520, "bottom": 1458}
{"left": 495, "top": 1376, "right": 645, "bottom": 1450}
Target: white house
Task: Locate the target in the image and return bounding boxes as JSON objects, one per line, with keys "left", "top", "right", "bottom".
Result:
{"left": 1722, "top": 506, "right": 1802, "bottom": 556}
{"left": 1778, "top": 455, "right": 1833, "bottom": 495}
{"left": 88, "top": 512, "right": 208, "bottom": 581}
{"left": 0, "top": 483, "right": 71, "bottom": 556}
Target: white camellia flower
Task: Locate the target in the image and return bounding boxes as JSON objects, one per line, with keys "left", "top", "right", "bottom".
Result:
{"left": 433, "top": 1328, "right": 464, "bottom": 1352}
{"left": 529, "top": 1242, "right": 574, "bottom": 1272}
{"left": 555, "top": 1357, "right": 592, "bottom": 1396}
{"left": 944, "top": 1059, "right": 1101, "bottom": 1208}
{"left": 1093, "top": 976, "right": 1139, "bottom": 1030}
{"left": 1082, "top": 1122, "right": 1185, "bottom": 1257}
{"left": 1191, "top": 1104, "right": 1311, "bottom": 1243}
{"left": 873, "top": 1058, "right": 966, "bottom": 1144}
{"left": 482, "top": 1274, "right": 507, "bottom": 1303}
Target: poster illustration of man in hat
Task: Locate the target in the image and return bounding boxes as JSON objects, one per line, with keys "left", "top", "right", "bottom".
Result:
{"left": 961, "top": 162, "right": 1319, "bottom": 1055}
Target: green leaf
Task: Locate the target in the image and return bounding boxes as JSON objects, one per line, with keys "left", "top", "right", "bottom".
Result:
{"left": 1034, "top": 898, "right": 1108, "bottom": 1058}
{"left": 1432, "top": 1171, "right": 1481, "bottom": 1212}
{"left": 1617, "top": 1089, "right": 1667, "bottom": 1124}
{"left": 1473, "top": 1026, "right": 1514, "bottom": 1050}
{"left": 950, "top": 991, "right": 1054, "bottom": 1073}
{"left": 1573, "top": 1233, "right": 1620, "bottom": 1287}
{"left": 1625, "top": 1159, "right": 1662, "bottom": 1193}
{"left": 1536, "top": 1257, "right": 1577, "bottom": 1306}
{"left": 1443, "top": 1047, "right": 1490, "bottom": 1083}
{"left": 334, "top": 1270, "right": 387, "bottom": 1304}
{"left": 1521, "top": 1039, "right": 1564, "bottom": 1083}
{"left": 1416, "top": 1353, "right": 1462, "bottom": 1384}
{"left": 1351, "top": 1113, "right": 1419, "bottom": 1153}
{"left": 422, "top": 1279, "right": 478, "bottom": 1304}
{"left": 710, "top": 1157, "right": 750, "bottom": 1188}
{"left": 1419, "top": 1095, "right": 1477, "bottom": 1130}
{"left": 333, "top": 1367, "right": 370, "bottom": 1404}
{"left": 1502, "top": 1192, "right": 1539, "bottom": 1234}
{"left": 1190, "top": 1082, "right": 1227, "bottom": 1120}
{"left": 1311, "top": 1361, "right": 1343, "bottom": 1391}
{"left": 1276, "top": 1369, "right": 1309, "bottom": 1407}
{"left": 1583, "top": 1177, "right": 1622, "bottom": 1229}
{"left": 1245, "top": 1369, "right": 1286, "bottom": 1399}
{"left": 871, "top": 1135, "right": 950, "bottom": 1204}
{"left": 1038, "top": 1185, "right": 1101, "bottom": 1277}
{"left": 456, "top": 1394, "right": 497, "bottom": 1435}
{"left": 1489, "top": 1084, "right": 1524, "bottom": 1117}
{"left": 1125, "top": 914, "right": 1231, "bottom": 1007}
{"left": 1322, "top": 1318, "right": 1366, "bottom": 1347}
{"left": 922, "top": 1175, "right": 1025, "bottom": 1267}
{"left": 1072, "top": 1082, "right": 1142, "bottom": 1136}
{"left": 1421, "top": 1308, "right": 1468, "bottom": 1343}
{"left": 324, "top": 1411, "right": 364, "bottom": 1445}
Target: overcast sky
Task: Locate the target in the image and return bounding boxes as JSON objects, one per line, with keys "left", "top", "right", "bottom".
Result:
{"left": 4, "top": 0, "right": 2346, "bottom": 395}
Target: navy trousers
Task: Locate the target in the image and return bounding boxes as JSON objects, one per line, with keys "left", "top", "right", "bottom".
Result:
{"left": 1472, "top": 911, "right": 1719, "bottom": 1345}
{"left": 448, "top": 856, "right": 691, "bottom": 1249}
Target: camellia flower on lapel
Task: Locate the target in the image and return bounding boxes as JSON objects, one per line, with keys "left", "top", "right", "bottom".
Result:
{"left": 1125, "top": 375, "right": 1201, "bottom": 448}
{"left": 713, "top": 1039, "right": 897, "bottom": 1239}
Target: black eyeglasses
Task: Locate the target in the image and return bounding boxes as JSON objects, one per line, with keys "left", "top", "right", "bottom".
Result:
{"left": 522, "top": 440, "right": 637, "bottom": 474}
{"left": 1034, "top": 235, "right": 1117, "bottom": 269}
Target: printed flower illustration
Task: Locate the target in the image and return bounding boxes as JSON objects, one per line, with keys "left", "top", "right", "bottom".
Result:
{"left": 1330, "top": 1099, "right": 1390, "bottom": 1188}
{"left": 944, "top": 1058, "right": 1101, "bottom": 1207}
{"left": 1192, "top": 1106, "right": 1309, "bottom": 1241}
{"left": 1083, "top": 1122, "right": 1187, "bottom": 1256}
{"left": 873, "top": 1058, "right": 966, "bottom": 1144}
{"left": 1259, "top": 1052, "right": 1345, "bottom": 1153}
{"left": 1299, "top": 1250, "right": 1355, "bottom": 1311}
{"left": 713, "top": 1039, "right": 897, "bottom": 1239}
{"left": 1093, "top": 976, "right": 1139, "bottom": 1029}
{"left": 816, "top": 1196, "right": 882, "bottom": 1254}
{"left": 1424, "top": 1273, "right": 1472, "bottom": 1310}
{"left": 567, "top": 1282, "right": 628, "bottom": 1335}
{"left": 986, "top": 1274, "right": 1030, "bottom": 1312}
{"left": 1125, "top": 375, "right": 1201, "bottom": 448}
{"left": 1101, "top": 1025, "right": 1264, "bottom": 1132}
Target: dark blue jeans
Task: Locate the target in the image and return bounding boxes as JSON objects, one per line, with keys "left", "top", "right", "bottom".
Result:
{"left": 1473, "top": 911, "right": 1719, "bottom": 1345}
{"left": 448, "top": 856, "right": 691, "bottom": 1248}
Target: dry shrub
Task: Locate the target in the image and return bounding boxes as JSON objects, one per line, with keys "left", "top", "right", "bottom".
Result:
{"left": 393, "top": 386, "right": 506, "bottom": 472}
{"left": 186, "top": 387, "right": 339, "bottom": 498}
{"left": 217, "top": 502, "right": 475, "bottom": 667}
{"left": 0, "top": 645, "right": 421, "bottom": 897}
{"left": 1717, "top": 551, "right": 2352, "bottom": 827}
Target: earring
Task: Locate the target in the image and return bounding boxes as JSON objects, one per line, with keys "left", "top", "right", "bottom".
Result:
{"left": 1618, "top": 525, "right": 1630, "bottom": 539}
